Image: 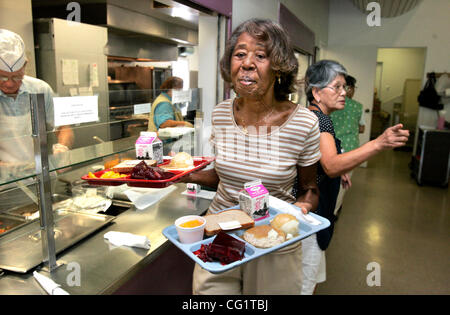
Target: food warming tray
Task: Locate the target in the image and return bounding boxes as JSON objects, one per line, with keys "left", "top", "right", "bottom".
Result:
{"left": 0, "top": 209, "right": 115, "bottom": 273}
{"left": 81, "top": 157, "right": 215, "bottom": 188}
{"left": 162, "top": 205, "right": 330, "bottom": 274}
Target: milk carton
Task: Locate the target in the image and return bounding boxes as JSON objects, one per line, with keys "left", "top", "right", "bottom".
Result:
{"left": 187, "top": 183, "right": 201, "bottom": 195}
{"left": 239, "top": 180, "right": 269, "bottom": 220}
{"left": 135, "top": 132, "right": 163, "bottom": 164}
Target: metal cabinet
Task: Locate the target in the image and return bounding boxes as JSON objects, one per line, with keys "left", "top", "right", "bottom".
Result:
{"left": 411, "top": 126, "right": 450, "bottom": 187}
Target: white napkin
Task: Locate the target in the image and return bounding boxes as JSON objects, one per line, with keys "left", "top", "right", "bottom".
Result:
{"left": 268, "top": 196, "right": 322, "bottom": 226}
{"left": 104, "top": 231, "right": 151, "bottom": 250}
{"left": 33, "top": 271, "right": 70, "bottom": 295}
{"left": 158, "top": 127, "right": 194, "bottom": 138}
{"left": 124, "top": 186, "right": 176, "bottom": 210}
{"left": 181, "top": 189, "right": 216, "bottom": 200}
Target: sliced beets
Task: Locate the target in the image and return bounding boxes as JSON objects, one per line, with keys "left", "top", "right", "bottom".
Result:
{"left": 193, "top": 231, "right": 246, "bottom": 265}
{"left": 131, "top": 161, "right": 175, "bottom": 180}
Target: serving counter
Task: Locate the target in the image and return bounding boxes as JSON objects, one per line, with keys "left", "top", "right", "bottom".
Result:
{"left": 0, "top": 87, "right": 206, "bottom": 294}
{"left": 0, "top": 184, "right": 212, "bottom": 294}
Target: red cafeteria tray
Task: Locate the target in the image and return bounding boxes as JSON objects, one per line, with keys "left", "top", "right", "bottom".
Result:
{"left": 81, "top": 157, "right": 215, "bottom": 188}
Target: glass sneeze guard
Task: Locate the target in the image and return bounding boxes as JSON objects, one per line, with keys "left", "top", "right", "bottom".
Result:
{"left": 0, "top": 88, "right": 203, "bottom": 273}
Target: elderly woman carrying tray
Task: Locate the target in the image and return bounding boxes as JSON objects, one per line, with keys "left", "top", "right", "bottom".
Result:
{"left": 181, "top": 19, "right": 321, "bottom": 294}
{"left": 296, "top": 60, "right": 410, "bottom": 294}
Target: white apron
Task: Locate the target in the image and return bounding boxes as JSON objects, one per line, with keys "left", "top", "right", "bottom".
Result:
{"left": 0, "top": 111, "right": 38, "bottom": 210}
{"left": 0, "top": 111, "right": 35, "bottom": 176}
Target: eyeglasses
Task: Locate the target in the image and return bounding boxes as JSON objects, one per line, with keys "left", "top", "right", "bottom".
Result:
{"left": 0, "top": 75, "right": 24, "bottom": 83}
{"left": 325, "top": 84, "right": 349, "bottom": 94}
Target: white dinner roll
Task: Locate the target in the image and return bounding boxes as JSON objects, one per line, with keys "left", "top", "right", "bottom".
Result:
{"left": 270, "top": 213, "right": 299, "bottom": 239}
{"left": 169, "top": 152, "right": 194, "bottom": 168}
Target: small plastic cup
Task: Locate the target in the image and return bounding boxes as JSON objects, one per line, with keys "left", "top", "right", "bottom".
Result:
{"left": 175, "top": 215, "right": 206, "bottom": 244}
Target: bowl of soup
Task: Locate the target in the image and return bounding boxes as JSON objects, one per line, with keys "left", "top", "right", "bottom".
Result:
{"left": 175, "top": 215, "right": 206, "bottom": 244}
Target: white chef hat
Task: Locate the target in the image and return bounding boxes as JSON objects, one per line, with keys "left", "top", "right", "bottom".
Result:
{"left": 0, "top": 29, "right": 26, "bottom": 73}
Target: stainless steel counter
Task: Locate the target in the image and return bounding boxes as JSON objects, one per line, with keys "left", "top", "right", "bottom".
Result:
{"left": 0, "top": 184, "right": 212, "bottom": 294}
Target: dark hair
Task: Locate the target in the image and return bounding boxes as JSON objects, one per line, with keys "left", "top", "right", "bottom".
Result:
{"left": 219, "top": 18, "right": 298, "bottom": 101}
{"left": 160, "top": 76, "right": 183, "bottom": 90}
{"left": 345, "top": 75, "right": 356, "bottom": 87}
{"left": 304, "top": 60, "right": 347, "bottom": 103}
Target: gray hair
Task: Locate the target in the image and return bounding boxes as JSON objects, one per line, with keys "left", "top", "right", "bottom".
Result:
{"left": 304, "top": 60, "right": 347, "bottom": 103}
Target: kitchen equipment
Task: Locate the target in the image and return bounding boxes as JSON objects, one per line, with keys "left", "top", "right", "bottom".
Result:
{"left": 71, "top": 183, "right": 112, "bottom": 214}
{"left": 411, "top": 126, "right": 450, "bottom": 187}
{"left": 34, "top": 18, "right": 110, "bottom": 149}
{"left": 0, "top": 214, "right": 26, "bottom": 235}
{"left": 0, "top": 209, "right": 115, "bottom": 273}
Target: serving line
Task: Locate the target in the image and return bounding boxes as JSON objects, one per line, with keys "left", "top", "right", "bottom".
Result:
{"left": 0, "top": 184, "right": 212, "bottom": 295}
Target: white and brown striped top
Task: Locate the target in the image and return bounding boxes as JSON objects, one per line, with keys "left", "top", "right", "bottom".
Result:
{"left": 209, "top": 98, "right": 321, "bottom": 213}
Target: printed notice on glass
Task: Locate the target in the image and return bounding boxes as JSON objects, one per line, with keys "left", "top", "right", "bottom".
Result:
{"left": 172, "top": 90, "right": 192, "bottom": 104}
{"left": 134, "top": 103, "right": 151, "bottom": 115}
{"left": 89, "top": 63, "right": 99, "bottom": 88}
{"left": 53, "top": 95, "right": 99, "bottom": 127}
{"left": 61, "top": 59, "right": 79, "bottom": 85}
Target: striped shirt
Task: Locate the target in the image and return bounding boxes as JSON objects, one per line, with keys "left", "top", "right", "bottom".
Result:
{"left": 209, "top": 98, "right": 321, "bottom": 213}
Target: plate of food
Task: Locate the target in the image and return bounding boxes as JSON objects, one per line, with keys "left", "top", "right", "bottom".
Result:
{"left": 162, "top": 202, "right": 330, "bottom": 274}
{"left": 81, "top": 153, "right": 215, "bottom": 188}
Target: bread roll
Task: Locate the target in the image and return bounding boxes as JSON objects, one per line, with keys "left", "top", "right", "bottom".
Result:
{"left": 270, "top": 213, "right": 299, "bottom": 239}
{"left": 166, "top": 152, "right": 194, "bottom": 169}
{"left": 243, "top": 225, "right": 285, "bottom": 248}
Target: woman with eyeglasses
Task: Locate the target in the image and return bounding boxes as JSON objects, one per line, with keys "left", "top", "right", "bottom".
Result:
{"left": 296, "top": 59, "right": 409, "bottom": 294}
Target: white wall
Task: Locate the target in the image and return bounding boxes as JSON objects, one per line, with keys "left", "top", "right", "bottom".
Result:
{"left": 280, "top": 0, "right": 329, "bottom": 49}
{"left": 377, "top": 48, "right": 426, "bottom": 103}
{"left": 232, "top": 0, "right": 330, "bottom": 50}
{"left": 198, "top": 14, "right": 219, "bottom": 156}
{"left": 232, "top": 0, "right": 279, "bottom": 29}
{"left": 326, "top": 0, "right": 450, "bottom": 154}
{"left": 0, "top": 0, "right": 36, "bottom": 77}
{"left": 376, "top": 48, "right": 426, "bottom": 119}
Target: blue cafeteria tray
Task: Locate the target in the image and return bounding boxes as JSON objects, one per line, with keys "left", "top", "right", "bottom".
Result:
{"left": 162, "top": 205, "right": 330, "bottom": 274}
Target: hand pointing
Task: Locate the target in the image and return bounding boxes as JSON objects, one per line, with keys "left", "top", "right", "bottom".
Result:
{"left": 375, "top": 124, "right": 410, "bottom": 150}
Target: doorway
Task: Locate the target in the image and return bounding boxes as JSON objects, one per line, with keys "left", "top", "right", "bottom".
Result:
{"left": 291, "top": 51, "right": 312, "bottom": 106}
{"left": 370, "top": 48, "right": 427, "bottom": 150}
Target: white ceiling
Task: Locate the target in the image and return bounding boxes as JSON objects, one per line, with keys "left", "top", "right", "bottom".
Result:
{"left": 349, "top": 0, "right": 423, "bottom": 17}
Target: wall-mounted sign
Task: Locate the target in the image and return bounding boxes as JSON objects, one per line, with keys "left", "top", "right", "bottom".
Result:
{"left": 172, "top": 90, "right": 192, "bottom": 104}
{"left": 134, "top": 103, "right": 151, "bottom": 115}
{"left": 61, "top": 59, "right": 79, "bottom": 86}
{"left": 53, "top": 95, "right": 99, "bottom": 127}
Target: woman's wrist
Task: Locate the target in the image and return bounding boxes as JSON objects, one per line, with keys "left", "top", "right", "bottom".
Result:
{"left": 179, "top": 173, "right": 193, "bottom": 183}
{"left": 371, "top": 137, "right": 384, "bottom": 153}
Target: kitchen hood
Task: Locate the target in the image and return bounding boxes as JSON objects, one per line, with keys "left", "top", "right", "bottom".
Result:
{"left": 32, "top": 0, "right": 199, "bottom": 60}
{"left": 104, "top": 2, "right": 198, "bottom": 46}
